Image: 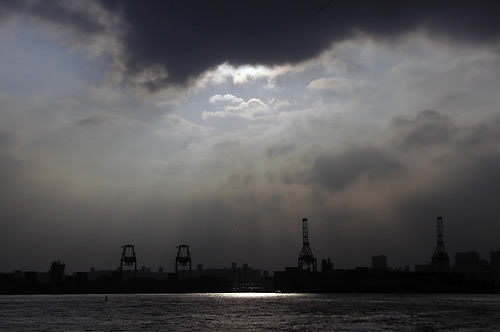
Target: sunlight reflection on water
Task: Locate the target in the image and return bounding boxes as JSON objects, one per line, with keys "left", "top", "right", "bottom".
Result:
{"left": 210, "top": 292, "right": 299, "bottom": 298}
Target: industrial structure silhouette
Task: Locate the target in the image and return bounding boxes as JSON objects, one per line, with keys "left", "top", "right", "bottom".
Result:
{"left": 298, "top": 218, "right": 317, "bottom": 272}
{"left": 432, "top": 216, "right": 450, "bottom": 273}
{"left": 120, "top": 245, "right": 137, "bottom": 277}
{"left": 1, "top": 216, "right": 499, "bottom": 294}
{"left": 175, "top": 245, "right": 192, "bottom": 273}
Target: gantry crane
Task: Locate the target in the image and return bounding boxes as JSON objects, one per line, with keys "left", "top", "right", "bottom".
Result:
{"left": 431, "top": 216, "right": 450, "bottom": 272}
{"left": 120, "top": 244, "right": 137, "bottom": 277}
{"left": 175, "top": 244, "right": 192, "bottom": 273}
{"left": 298, "top": 218, "right": 317, "bottom": 272}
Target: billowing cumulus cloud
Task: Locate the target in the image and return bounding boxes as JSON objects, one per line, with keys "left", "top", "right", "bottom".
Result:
{"left": 209, "top": 94, "right": 244, "bottom": 105}
{"left": 203, "top": 97, "right": 270, "bottom": 120}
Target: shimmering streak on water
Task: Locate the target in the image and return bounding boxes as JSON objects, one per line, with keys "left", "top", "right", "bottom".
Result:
{"left": 210, "top": 292, "right": 299, "bottom": 298}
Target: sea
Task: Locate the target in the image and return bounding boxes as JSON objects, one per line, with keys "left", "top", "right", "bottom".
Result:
{"left": 0, "top": 293, "right": 499, "bottom": 331}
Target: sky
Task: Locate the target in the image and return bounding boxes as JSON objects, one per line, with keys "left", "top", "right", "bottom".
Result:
{"left": 0, "top": 0, "right": 498, "bottom": 273}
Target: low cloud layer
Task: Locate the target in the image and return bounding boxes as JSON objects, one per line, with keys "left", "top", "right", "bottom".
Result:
{"left": 0, "top": 110, "right": 497, "bottom": 272}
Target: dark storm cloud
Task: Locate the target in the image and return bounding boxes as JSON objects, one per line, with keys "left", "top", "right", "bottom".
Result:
{"left": 321, "top": 148, "right": 403, "bottom": 189}
{"left": 312, "top": 147, "right": 405, "bottom": 191}
{"left": 101, "top": 0, "right": 500, "bottom": 90}
{"left": 3, "top": 0, "right": 498, "bottom": 91}
{"left": 282, "top": 147, "right": 404, "bottom": 191}
{"left": 392, "top": 110, "right": 457, "bottom": 150}
{"left": 283, "top": 110, "right": 496, "bottom": 195}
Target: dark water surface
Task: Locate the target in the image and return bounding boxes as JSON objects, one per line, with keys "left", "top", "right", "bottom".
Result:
{"left": 1, "top": 293, "right": 499, "bottom": 331}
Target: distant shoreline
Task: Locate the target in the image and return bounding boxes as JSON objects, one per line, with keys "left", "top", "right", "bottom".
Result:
{"left": 2, "top": 270, "right": 498, "bottom": 295}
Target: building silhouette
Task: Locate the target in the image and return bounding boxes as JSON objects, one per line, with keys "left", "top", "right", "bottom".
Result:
{"left": 372, "top": 255, "right": 388, "bottom": 271}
